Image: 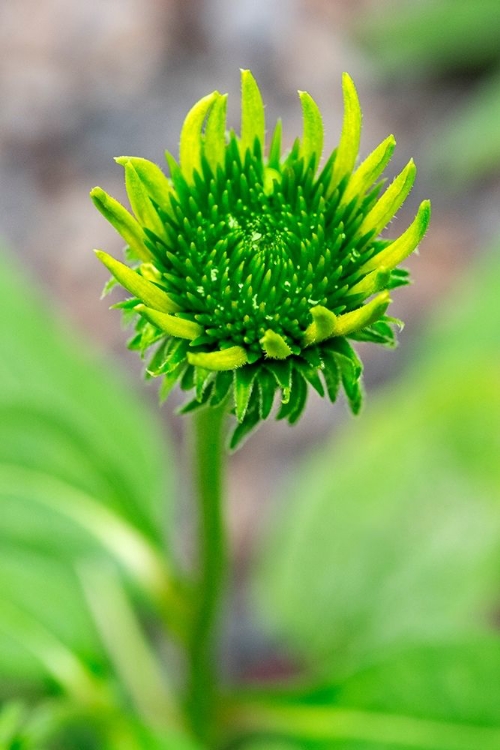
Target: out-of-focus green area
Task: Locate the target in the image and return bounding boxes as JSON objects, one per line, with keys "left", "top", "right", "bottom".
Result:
{"left": 359, "top": 0, "right": 500, "bottom": 184}
{"left": 0, "top": 251, "right": 200, "bottom": 748}
{"left": 252, "top": 248, "right": 500, "bottom": 745}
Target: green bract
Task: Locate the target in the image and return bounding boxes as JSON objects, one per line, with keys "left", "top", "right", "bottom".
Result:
{"left": 92, "top": 71, "right": 430, "bottom": 449}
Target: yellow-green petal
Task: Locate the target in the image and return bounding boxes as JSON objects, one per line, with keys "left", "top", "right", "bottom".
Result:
{"left": 204, "top": 93, "right": 228, "bottom": 173}
{"left": 260, "top": 330, "right": 293, "bottom": 359}
{"left": 359, "top": 160, "right": 416, "bottom": 238}
{"left": 187, "top": 346, "right": 248, "bottom": 371}
{"left": 342, "top": 135, "right": 396, "bottom": 206}
{"left": 136, "top": 305, "right": 202, "bottom": 340}
{"left": 302, "top": 306, "right": 337, "bottom": 347}
{"left": 331, "top": 73, "right": 362, "bottom": 190}
{"left": 332, "top": 291, "right": 391, "bottom": 337}
{"left": 347, "top": 268, "right": 391, "bottom": 298}
{"left": 114, "top": 157, "right": 172, "bottom": 209}
{"left": 180, "top": 91, "right": 219, "bottom": 183}
{"left": 362, "top": 200, "right": 431, "bottom": 273}
{"left": 240, "top": 69, "right": 265, "bottom": 155}
{"left": 95, "top": 250, "right": 180, "bottom": 313}
{"left": 299, "top": 90, "right": 324, "bottom": 170}
{"left": 122, "top": 162, "right": 166, "bottom": 240}
{"left": 90, "top": 187, "right": 152, "bottom": 262}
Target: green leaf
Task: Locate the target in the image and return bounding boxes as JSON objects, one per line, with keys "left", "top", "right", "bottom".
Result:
{"left": 229, "top": 403, "right": 261, "bottom": 452}
{"left": 0, "top": 248, "right": 177, "bottom": 685}
{"left": 227, "top": 640, "right": 500, "bottom": 749}
{"left": 234, "top": 365, "right": 259, "bottom": 421}
{"left": 360, "top": 0, "right": 500, "bottom": 78}
{"left": 254, "top": 249, "right": 500, "bottom": 679}
{"left": 276, "top": 370, "right": 308, "bottom": 424}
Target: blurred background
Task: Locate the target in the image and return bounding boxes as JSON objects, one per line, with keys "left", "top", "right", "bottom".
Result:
{"left": 1, "top": 0, "right": 500, "bottom": 745}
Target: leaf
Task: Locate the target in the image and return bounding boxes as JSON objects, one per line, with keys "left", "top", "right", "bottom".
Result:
{"left": 254, "top": 249, "right": 500, "bottom": 679}
{"left": 0, "top": 248, "right": 177, "bottom": 686}
{"left": 234, "top": 365, "right": 259, "bottom": 421}
{"left": 228, "top": 639, "right": 500, "bottom": 749}
{"left": 359, "top": 0, "right": 500, "bottom": 77}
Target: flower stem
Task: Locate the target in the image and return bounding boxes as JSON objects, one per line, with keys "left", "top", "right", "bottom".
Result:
{"left": 186, "top": 402, "right": 228, "bottom": 742}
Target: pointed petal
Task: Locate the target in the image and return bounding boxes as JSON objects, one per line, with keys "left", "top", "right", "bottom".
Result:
{"left": 94, "top": 251, "right": 180, "bottom": 313}
{"left": 90, "top": 187, "right": 151, "bottom": 262}
{"left": 347, "top": 267, "right": 391, "bottom": 297}
{"left": 204, "top": 92, "right": 228, "bottom": 173}
{"left": 302, "top": 305, "right": 337, "bottom": 346}
{"left": 362, "top": 200, "right": 431, "bottom": 273}
{"left": 180, "top": 91, "right": 218, "bottom": 182}
{"left": 240, "top": 70, "right": 265, "bottom": 155}
{"left": 136, "top": 305, "right": 202, "bottom": 340}
{"left": 122, "top": 162, "right": 166, "bottom": 239}
{"left": 260, "top": 329, "right": 293, "bottom": 359}
{"left": 267, "top": 119, "right": 282, "bottom": 169}
{"left": 331, "top": 73, "right": 362, "bottom": 190}
{"left": 342, "top": 135, "right": 396, "bottom": 205}
{"left": 114, "top": 157, "right": 172, "bottom": 209}
{"left": 359, "top": 160, "right": 416, "bottom": 238}
{"left": 298, "top": 91, "right": 324, "bottom": 170}
{"left": 332, "top": 291, "right": 391, "bottom": 337}
{"left": 187, "top": 346, "right": 248, "bottom": 371}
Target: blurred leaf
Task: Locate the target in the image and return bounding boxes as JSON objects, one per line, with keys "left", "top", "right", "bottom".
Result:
{"left": 254, "top": 249, "right": 500, "bottom": 678}
{"left": 428, "top": 71, "right": 500, "bottom": 185}
{"left": 359, "top": 0, "right": 500, "bottom": 77}
{"left": 0, "top": 248, "right": 177, "bottom": 689}
{"left": 226, "top": 639, "right": 500, "bottom": 749}
{"left": 0, "top": 253, "right": 171, "bottom": 542}
{"left": 359, "top": 0, "right": 500, "bottom": 182}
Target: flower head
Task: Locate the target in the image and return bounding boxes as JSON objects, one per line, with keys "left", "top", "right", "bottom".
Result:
{"left": 92, "top": 71, "right": 430, "bottom": 449}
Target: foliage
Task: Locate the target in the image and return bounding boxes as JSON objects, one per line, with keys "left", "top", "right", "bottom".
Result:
{"left": 358, "top": 0, "right": 500, "bottom": 184}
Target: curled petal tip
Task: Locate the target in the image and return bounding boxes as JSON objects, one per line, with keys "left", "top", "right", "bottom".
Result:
{"left": 260, "top": 330, "right": 293, "bottom": 359}
{"left": 302, "top": 305, "right": 337, "bottom": 347}
{"left": 187, "top": 346, "right": 248, "bottom": 371}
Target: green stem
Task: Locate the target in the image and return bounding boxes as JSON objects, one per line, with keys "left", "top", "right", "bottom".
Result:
{"left": 187, "top": 403, "right": 228, "bottom": 742}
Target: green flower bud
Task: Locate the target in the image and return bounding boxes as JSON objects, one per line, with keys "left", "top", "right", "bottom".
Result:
{"left": 93, "top": 70, "right": 430, "bottom": 449}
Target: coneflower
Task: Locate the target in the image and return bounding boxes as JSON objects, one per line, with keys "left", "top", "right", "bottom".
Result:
{"left": 92, "top": 70, "right": 430, "bottom": 448}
